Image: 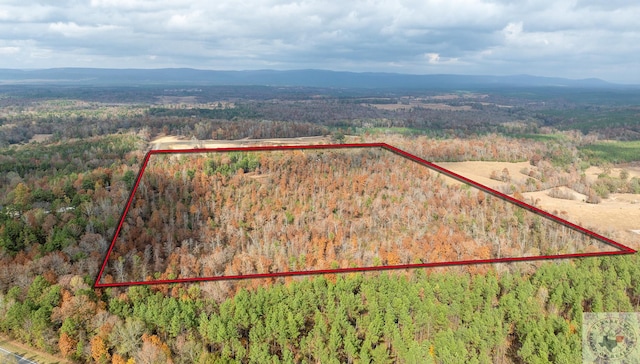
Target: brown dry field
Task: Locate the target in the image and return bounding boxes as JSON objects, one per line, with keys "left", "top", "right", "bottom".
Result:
{"left": 366, "top": 102, "right": 472, "bottom": 111}
{"left": 153, "top": 98, "right": 236, "bottom": 108}
{"left": 437, "top": 161, "right": 640, "bottom": 250}
{"left": 29, "top": 133, "right": 53, "bottom": 143}
{"left": 154, "top": 95, "right": 199, "bottom": 104}
{"left": 584, "top": 165, "right": 640, "bottom": 183}
{"left": 150, "top": 135, "right": 332, "bottom": 150}
{"left": 420, "top": 93, "right": 488, "bottom": 100}
{"left": 479, "top": 102, "right": 513, "bottom": 108}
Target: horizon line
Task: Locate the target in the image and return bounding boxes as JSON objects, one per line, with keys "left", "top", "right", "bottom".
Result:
{"left": 0, "top": 67, "right": 627, "bottom": 85}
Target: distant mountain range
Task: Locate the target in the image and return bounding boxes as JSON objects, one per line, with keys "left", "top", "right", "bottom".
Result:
{"left": 0, "top": 68, "right": 622, "bottom": 89}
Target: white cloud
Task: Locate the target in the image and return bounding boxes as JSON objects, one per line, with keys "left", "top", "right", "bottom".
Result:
{"left": 0, "top": 4, "right": 60, "bottom": 22}
{"left": 0, "top": 0, "right": 637, "bottom": 82}
{"left": 426, "top": 53, "right": 440, "bottom": 64}
{"left": 502, "top": 22, "right": 522, "bottom": 40}
{"left": 0, "top": 46, "right": 20, "bottom": 54}
{"left": 89, "top": 0, "right": 177, "bottom": 11}
{"left": 423, "top": 52, "right": 460, "bottom": 65}
{"left": 48, "top": 22, "right": 120, "bottom": 37}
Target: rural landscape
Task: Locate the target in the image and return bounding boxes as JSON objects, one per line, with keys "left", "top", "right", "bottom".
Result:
{"left": 1, "top": 71, "right": 640, "bottom": 363}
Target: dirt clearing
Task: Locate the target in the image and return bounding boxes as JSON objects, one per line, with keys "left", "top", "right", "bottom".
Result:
{"left": 29, "top": 134, "right": 53, "bottom": 143}
{"left": 150, "top": 135, "right": 332, "bottom": 150}
{"left": 436, "top": 161, "right": 640, "bottom": 250}
{"left": 436, "top": 161, "right": 531, "bottom": 188}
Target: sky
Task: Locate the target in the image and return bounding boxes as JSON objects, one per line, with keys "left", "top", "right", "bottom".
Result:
{"left": 0, "top": 0, "right": 639, "bottom": 83}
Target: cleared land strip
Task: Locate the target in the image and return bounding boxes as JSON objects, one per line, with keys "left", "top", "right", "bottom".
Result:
{"left": 0, "top": 345, "right": 38, "bottom": 364}
{"left": 0, "top": 336, "right": 70, "bottom": 364}
{"left": 150, "top": 135, "right": 331, "bottom": 150}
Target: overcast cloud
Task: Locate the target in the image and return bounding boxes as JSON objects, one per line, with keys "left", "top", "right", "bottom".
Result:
{"left": 0, "top": 0, "right": 638, "bottom": 83}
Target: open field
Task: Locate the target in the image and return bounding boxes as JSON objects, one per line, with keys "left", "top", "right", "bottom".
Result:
{"left": 580, "top": 140, "right": 640, "bottom": 164}
{"left": 438, "top": 160, "right": 640, "bottom": 250}
{"left": 361, "top": 93, "right": 511, "bottom": 111}
{"left": 436, "top": 161, "right": 532, "bottom": 188}
{"left": 150, "top": 135, "right": 332, "bottom": 150}
{"left": 366, "top": 102, "right": 473, "bottom": 111}
{"left": 584, "top": 165, "right": 640, "bottom": 183}
{"left": 522, "top": 190, "right": 640, "bottom": 246}
{"left": 28, "top": 134, "right": 53, "bottom": 143}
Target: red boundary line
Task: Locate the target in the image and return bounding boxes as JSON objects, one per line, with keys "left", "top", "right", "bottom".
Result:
{"left": 94, "top": 143, "right": 636, "bottom": 288}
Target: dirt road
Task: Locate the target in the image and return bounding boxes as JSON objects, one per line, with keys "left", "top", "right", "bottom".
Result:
{"left": 150, "top": 135, "right": 332, "bottom": 150}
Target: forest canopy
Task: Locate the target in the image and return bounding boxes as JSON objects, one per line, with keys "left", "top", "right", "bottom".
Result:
{"left": 0, "top": 85, "right": 639, "bottom": 363}
{"left": 100, "top": 146, "right": 620, "bottom": 287}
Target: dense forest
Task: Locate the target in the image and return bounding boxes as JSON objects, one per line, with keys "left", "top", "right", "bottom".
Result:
{"left": 102, "top": 147, "right": 613, "bottom": 288}
{"left": 0, "top": 85, "right": 639, "bottom": 363}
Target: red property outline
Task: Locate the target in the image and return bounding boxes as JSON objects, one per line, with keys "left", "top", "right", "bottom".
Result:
{"left": 94, "top": 143, "right": 636, "bottom": 288}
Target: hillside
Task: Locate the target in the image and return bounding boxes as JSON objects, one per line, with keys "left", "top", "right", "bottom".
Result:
{"left": 0, "top": 68, "right": 618, "bottom": 88}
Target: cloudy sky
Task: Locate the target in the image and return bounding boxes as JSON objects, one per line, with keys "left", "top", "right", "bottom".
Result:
{"left": 0, "top": 0, "right": 639, "bottom": 83}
